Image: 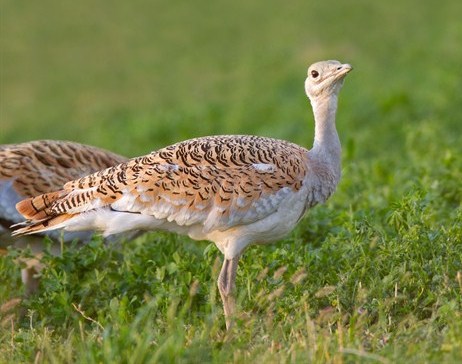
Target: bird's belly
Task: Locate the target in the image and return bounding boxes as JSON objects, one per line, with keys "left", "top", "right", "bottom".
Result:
{"left": 94, "top": 186, "right": 309, "bottom": 259}
{"left": 63, "top": 184, "right": 309, "bottom": 259}
{"left": 201, "top": 185, "right": 309, "bottom": 259}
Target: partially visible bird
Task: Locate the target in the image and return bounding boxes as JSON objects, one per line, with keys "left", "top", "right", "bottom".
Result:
{"left": 0, "top": 140, "right": 127, "bottom": 294}
{"left": 13, "top": 60, "right": 352, "bottom": 328}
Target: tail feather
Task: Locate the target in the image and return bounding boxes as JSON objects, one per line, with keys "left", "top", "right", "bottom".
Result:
{"left": 13, "top": 186, "right": 118, "bottom": 237}
{"left": 13, "top": 189, "right": 75, "bottom": 236}
{"left": 12, "top": 213, "right": 75, "bottom": 236}
{"left": 13, "top": 171, "right": 123, "bottom": 237}
{"left": 16, "top": 190, "right": 68, "bottom": 220}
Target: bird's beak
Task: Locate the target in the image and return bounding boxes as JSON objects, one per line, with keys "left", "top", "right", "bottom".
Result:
{"left": 331, "top": 63, "right": 352, "bottom": 84}
{"left": 338, "top": 63, "right": 353, "bottom": 76}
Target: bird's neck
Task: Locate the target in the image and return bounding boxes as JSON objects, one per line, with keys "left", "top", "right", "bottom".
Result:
{"left": 309, "top": 95, "right": 341, "bottom": 177}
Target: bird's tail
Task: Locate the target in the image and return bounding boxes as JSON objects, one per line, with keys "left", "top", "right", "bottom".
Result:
{"left": 12, "top": 214, "right": 75, "bottom": 236}
{"left": 16, "top": 190, "right": 65, "bottom": 219}
{"left": 12, "top": 190, "right": 75, "bottom": 236}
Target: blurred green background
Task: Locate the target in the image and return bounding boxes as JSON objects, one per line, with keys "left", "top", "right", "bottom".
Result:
{"left": 2, "top": 0, "right": 461, "bottom": 160}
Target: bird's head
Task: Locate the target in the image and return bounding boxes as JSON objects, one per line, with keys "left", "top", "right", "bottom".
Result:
{"left": 304, "top": 60, "right": 352, "bottom": 103}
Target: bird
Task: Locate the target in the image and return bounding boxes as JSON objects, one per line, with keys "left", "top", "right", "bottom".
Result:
{"left": 13, "top": 60, "right": 352, "bottom": 328}
{"left": 0, "top": 140, "right": 128, "bottom": 294}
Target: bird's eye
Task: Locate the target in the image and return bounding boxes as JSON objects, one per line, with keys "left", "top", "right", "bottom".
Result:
{"left": 311, "top": 70, "right": 319, "bottom": 78}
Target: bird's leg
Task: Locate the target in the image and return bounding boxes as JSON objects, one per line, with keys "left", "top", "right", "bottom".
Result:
{"left": 21, "top": 266, "right": 40, "bottom": 296}
{"left": 20, "top": 256, "right": 44, "bottom": 296}
{"left": 218, "top": 256, "right": 239, "bottom": 330}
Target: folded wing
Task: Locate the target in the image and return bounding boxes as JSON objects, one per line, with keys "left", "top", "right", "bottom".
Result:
{"left": 14, "top": 136, "right": 309, "bottom": 236}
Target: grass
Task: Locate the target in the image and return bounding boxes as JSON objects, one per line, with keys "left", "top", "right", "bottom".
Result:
{"left": 1, "top": 0, "right": 462, "bottom": 362}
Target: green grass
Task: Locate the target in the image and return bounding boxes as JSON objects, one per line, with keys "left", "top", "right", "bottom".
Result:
{"left": 1, "top": 0, "right": 462, "bottom": 362}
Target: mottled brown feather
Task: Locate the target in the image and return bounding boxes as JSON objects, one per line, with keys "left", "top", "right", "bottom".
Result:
{"left": 0, "top": 140, "right": 127, "bottom": 224}
{"left": 0, "top": 140, "right": 126, "bottom": 197}
{"left": 14, "top": 135, "right": 310, "bottom": 234}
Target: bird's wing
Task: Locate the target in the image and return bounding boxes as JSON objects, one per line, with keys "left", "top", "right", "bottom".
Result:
{"left": 15, "top": 136, "right": 309, "bottom": 234}
{"left": 0, "top": 140, "right": 127, "bottom": 225}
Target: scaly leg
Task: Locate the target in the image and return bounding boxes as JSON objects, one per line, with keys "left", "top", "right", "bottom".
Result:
{"left": 217, "top": 256, "right": 239, "bottom": 330}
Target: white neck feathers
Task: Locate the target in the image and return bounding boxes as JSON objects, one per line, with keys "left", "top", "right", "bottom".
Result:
{"left": 309, "top": 94, "right": 342, "bottom": 178}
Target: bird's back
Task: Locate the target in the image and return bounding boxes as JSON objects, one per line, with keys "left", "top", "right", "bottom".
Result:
{"left": 0, "top": 140, "right": 127, "bottom": 234}
{"left": 15, "top": 135, "right": 312, "bottom": 238}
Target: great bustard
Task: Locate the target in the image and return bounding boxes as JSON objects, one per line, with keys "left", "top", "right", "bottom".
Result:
{"left": 0, "top": 140, "right": 127, "bottom": 294}
{"left": 13, "top": 60, "right": 352, "bottom": 328}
